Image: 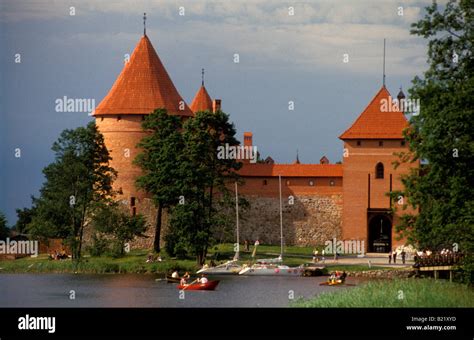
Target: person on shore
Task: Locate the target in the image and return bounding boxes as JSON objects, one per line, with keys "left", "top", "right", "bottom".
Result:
{"left": 171, "top": 270, "right": 179, "bottom": 279}
{"left": 388, "top": 250, "right": 392, "bottom": 264}
{"left": 244, "top": 240, "right": 249, "bottom": 252}
{"left": 392, "top": 250, "right": 397, "bottom": 264}
{"left": 401, "top": 250, "right": 406, "bottom": 264}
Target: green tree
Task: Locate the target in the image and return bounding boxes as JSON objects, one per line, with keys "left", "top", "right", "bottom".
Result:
{"left": 171, "top": 110, "right": 242, "bottom": 264}
{"left": 394, "top": 0, "right": 473, "bottom": 281}
{"left": 0, "top": 212, "right": 10, "bottom": 240}
{"left": 28, "top": 122, "right": 117, "bottom": 259}
{"left": 91, "top": 203, "right": 147, "bottom": 257}
{"left": 135, "top": 109, "right": 185, "bottom": 253}
{"left": 13, "top": 207, "right": 35, "bottom": 234}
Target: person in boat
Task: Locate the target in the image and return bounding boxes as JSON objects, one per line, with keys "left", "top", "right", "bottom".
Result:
{"left": 180, "top": 277, "right": 187, "bottom": 286}
{"left": 198, "top": 274, "right": 208, "bottom": 284}
{"left": 340, "top": 271, "right": 347, "bottom": 281}
{"left": 171, "top": 270, "right": 179, "bottom": 279}
{"left": 183, "top": 272, "right": 190, "bottom": 279}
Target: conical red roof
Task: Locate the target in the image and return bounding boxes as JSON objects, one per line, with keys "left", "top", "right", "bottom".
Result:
{"left": 339, "top": 86, "right": 408, "bottom": 139}
{"left": 190, "top": 85, "right": 213, "bottom": 113}
{"left": 94, "top": 35, "right": 192, "bottom": 116}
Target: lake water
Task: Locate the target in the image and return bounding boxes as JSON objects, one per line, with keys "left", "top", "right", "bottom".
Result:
{"left": 0, "top": 274, "right": 359, "bottom": 307}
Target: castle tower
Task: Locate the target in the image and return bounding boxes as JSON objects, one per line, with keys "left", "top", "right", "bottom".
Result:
{"left": 339, "top": 86, "right": 417, "bottom": 252}
{"left": 93, "top": 33, "right": 192, "bottom": 212}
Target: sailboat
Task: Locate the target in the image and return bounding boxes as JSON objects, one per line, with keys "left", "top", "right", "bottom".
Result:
{"left": 238, "top": 175, "right": 304, "bottom": 276}
{"left": 197, "top": 182, "right": 243, "bottom": 275}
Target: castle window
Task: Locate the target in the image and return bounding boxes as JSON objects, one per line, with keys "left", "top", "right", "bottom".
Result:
{"left": 309, "top": 180, "right": 314, "bottom": 186}
{"left": 132, "top": 207, "right": 136, "bottom": 216}
{"left": 142, "top": 115, "right": 146, "bottom": 121}
{"left": 357, "top": 140, "right": 361, "bottom": 146}
{"left": 329, "top": 180, "right": 335, "bottom": 186}
{"left": 379, "top": 141, "right": 384, "bottom": 147}
{"left": 375, "top": 162, "right": 384, "bottom": 179}
{"left": 401, "top": 140, "right": 406, "bottom": 146}
{"left": 263, "top": 179, "right": 267, "bottom": 185}
{"left": 100, "top": 117, "right": 104, "bottom": 121}
{"left": 130, "top": 197, "right": 136, "bottom": 207}
{"left": 117, "top": 115, "right": 122, "bottom": 121}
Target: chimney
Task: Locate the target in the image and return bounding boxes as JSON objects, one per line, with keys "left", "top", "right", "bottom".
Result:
{"left": 212, "top": 99, "right": 222, "bottom": 113}
{"left": 243, "top": 132, "right": 253, "bottom": 148}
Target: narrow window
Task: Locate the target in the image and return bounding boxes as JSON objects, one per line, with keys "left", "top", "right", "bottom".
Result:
{"left": 401, "top": 140, "right": 406, "bottom": 146}
{"left": 357, "top": 140, "right": 361, "bottom": 146}
{"left": 100, "top": 117, "right": 104, "bottom": 121}
{"left": 375, "top": 162, "right": 384, "bottom": 179}
{"left": 132, "top": 207, "right": 136, "bottom": 216}
{"left": 263, "top": 179, "right": 267, "bottom": 185}
{"left": 131, "top": 197, "right": 136, "bottom": 207}
{"left": 379, "top": 141, "right": 383, "bottom": 147}
{"left": 117, "top": 115, "right": 122, "bottom": 121}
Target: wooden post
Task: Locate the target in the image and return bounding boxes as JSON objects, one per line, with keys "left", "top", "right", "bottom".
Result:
{"left": 434, "top": 270, "right": 438, "bottom": 280}
{"left": 449, "top": 270, "right": 453, "bottom": 282}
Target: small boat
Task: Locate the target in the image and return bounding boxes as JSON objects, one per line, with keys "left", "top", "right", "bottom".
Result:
{"left": 238, "top": 264, "right": 304, "bottom": 276}
{"left": 197, "top": 260, "right": 242, "bottom": 275}
{"left": 319, "top": 280, "right": 345, "bottom": 286}
{"left": 177, "top": 280, "right": 220, "bottom": 291}
{"left": 166, "top": 275, "right": 192, "bottom": 283}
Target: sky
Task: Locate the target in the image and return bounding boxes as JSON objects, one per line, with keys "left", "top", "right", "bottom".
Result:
{"left": 0, "top": 0, "right": 435, "bottom": 225}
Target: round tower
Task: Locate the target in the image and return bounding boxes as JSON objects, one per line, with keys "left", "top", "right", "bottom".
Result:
{"left": 93, "top": 33, "right": 192, "bottom": 213}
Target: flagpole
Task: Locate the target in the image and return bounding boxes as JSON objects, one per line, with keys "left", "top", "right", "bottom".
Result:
{"left": 235, "top": 181, "right": 240, "bottom": 260}
{"left": 279, "top": 175, "right": 283, "bottom": 259}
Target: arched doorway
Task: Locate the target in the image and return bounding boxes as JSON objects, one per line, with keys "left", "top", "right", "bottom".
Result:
{"left": 368, "top": 214, "right": 392, "bottom": 253}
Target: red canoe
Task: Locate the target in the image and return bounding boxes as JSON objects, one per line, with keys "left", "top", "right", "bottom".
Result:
{"left": 177, "top": 280, "right": 220, "bottom": 291}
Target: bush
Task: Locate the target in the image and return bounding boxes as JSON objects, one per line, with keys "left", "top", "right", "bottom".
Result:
{"left": 87, "top": 234, "right": 110, "bottom": 257}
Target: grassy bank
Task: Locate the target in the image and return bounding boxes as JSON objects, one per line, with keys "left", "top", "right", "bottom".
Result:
{"left": 0, "top": 243, "right": 393, "bottom": 274}
{"left": 292, "top": 278, "right": 474, "bottom": 307}
{"left": 0, "top": 250, "right": 198, "bottom": 274}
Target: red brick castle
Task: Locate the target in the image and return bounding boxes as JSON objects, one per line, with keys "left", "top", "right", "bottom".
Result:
{"left": 93, "top": 33, "right": 418, "bottom": 253}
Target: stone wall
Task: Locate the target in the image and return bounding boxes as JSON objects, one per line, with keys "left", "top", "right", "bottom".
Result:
{"left": 84, "top": 194, "right": 342, "bottom": 251}
{"left": 238, "top": 194, "right": 342, "bottom": 246}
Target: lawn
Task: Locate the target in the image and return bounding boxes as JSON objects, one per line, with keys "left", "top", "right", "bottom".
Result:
{"left": 0, "top": 243, "right": 384, "bottom": 274}
{"left": 292, "top": 278, "right": 474, "bottom": 307}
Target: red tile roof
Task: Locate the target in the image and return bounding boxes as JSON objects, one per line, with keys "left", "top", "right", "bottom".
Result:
{"left": 94, "top": 35, "right": 192, "bottom": 116}
{"left": 190, "top": 85, "right": 213, "bottom": 113}
{"left": 339, "top": 86, "right": 408, "bottom": 139}
{"left": 239, "top": 163, "right": 342, "bottom": 177}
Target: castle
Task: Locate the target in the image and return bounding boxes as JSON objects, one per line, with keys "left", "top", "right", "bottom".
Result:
{"left": 93, "top": 33, "right": 418, "bottom": 253}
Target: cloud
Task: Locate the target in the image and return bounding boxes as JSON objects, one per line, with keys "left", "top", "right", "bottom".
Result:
{"left": 2, "top": 0, "right": 431, "bottom": 75}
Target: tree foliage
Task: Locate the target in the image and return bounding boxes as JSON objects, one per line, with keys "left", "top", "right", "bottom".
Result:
{"left": 139, "top": 109, "right": 243, "bottom": 264}
{"left": 134, "top": 109, "right": 185, "bottom": 253}
{"left": 27, "top": 122, "right": 117, "bottom": 259}
{"left": 91, "top": 202, "right": 147, "bottom": 257}
{"left": 394, "top": 0, "right": 473, "bottom": 281}
{"left": 0, "top": 212, "right": 9, "bottom": 240}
